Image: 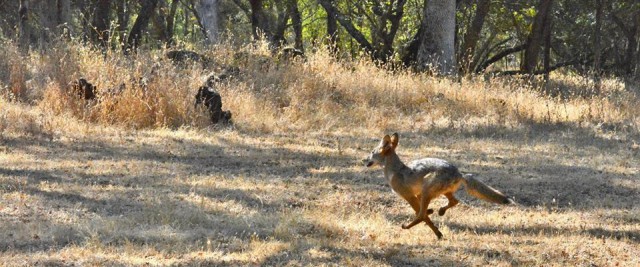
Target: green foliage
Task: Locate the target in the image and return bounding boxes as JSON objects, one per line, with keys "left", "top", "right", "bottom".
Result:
{"left": 0, "top": 0, "right": 638, "bottom": 78}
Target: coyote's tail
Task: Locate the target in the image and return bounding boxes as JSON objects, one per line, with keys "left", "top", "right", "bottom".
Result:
{"left": 462, "top": 174, "right": 514, "bottom": 205}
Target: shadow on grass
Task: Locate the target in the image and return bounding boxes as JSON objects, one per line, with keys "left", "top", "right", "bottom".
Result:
{"left": 447, "top": 221, "right": 640, "bottom": 244}
{"left": 0, "top": 124, "right": 638, "bottom": 263}
{"left": 0, "top": 133, "right": 364, "bottom": 256}
{"left": 412, "top": 117, "right": 638, "bottom": 153}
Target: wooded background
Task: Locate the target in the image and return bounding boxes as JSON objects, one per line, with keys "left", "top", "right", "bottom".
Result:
{"left": 1, "top": 0, "right": 638, "bottom": 82}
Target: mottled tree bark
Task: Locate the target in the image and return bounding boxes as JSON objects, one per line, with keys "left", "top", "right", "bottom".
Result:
{"left": 195, "top": 0, "right": 220, "bottom": 45}
{"left": 417, "top": 0, "right": 457, "bottom": 75}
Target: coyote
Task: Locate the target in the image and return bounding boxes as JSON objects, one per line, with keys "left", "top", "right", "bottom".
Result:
{"left": 365, "top": 133, "right": 514, "bottom": 239}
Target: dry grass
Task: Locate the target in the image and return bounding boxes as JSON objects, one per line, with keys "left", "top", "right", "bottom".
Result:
{"left": 1, "top": 40, "right": 639, "bottom": 266}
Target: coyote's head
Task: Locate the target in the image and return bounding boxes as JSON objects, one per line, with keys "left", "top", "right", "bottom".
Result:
{"left": 365, "top": 133, "right": 399, "bottom": 167}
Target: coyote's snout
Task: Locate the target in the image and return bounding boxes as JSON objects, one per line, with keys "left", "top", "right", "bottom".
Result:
{"left": 366, "top": 133, "right": 514, "bottom": 239}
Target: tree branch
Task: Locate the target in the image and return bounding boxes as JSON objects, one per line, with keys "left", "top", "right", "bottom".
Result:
{"left": 476, "top": 43, "right": 526, "bottom": 72}
{"left": 317, "top": 0, "right": 374, "bottom": 54}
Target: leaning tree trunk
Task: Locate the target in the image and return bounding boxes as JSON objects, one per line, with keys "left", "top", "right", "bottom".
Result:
{"left": 417, "top": 0, "right": 457, "bottom": 75}
{"left": 460, "top": 0, "right": 490, "bottom": 73}
{"left": 521, "top": 0, "right": 553, "bottom": 75}
{"left": 195, "top": 0, "right": 220, "bottom": 45}
{"left": 318, "top": 0, "right": 374, "bottom": 55}
{"left": 125, "top": 0, "right": 158, "bottom": 52}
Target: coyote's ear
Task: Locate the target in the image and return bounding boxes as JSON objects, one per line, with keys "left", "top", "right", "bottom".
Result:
{"left": 390, "top": 133, "right": 399, "bottom": 148}
{"left": 382, "top": 134, "right": 391, "bottom": 146}
{"left": 381, "top": 134, "right": 392, "bottom": 153}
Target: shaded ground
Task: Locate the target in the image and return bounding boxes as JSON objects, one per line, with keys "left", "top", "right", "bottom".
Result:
{"left": 0, "top": 122, "right": 638, "bottom": 266}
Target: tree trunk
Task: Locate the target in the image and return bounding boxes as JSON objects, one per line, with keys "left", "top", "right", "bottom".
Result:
{"left": 272, "top": 2, "right": 289, "bottom": 47}
{"left": 460, "top": 0, "right": 490, "bottom": 73}
{"left": 635, "top": 19, "right": 640, "bottom": 80}
{"left": 381, "top": 0, "right": 407, "bottom": 61}
{"left": 593, "top": 0, "right": 603, "bottom": 91}
{"left": 184, "top": 2, "right": 190, "bottom": 39}
{"left": 288, "top": 0, "right": 303, "bottom": 52}
{"left": 152, "top": 0, "right": 169, "bottom": 44}
{"left": 195, "top": 0, "right": 220, "bottom": 45}
{"left": 18, "top": 0, "right": 31, "bottom": 51}
{"left": 125, "top": 0, "right": 159, "bottom": 52}
{"left": 401, "top": 24, "right": 423, "bottom": 67}
{"left": 417, "top": 0, "right": 457, "bottom": 75}
{"left": 543, "top": 8, "right": 552, "bottom": 82}
{"left": 92, "top": 0, "right": 112, "bottom": 48}
{"left": 626, "top": 12, "right": 639, "bottom": 75}
{"left": 326, "top": 0, "right": 339, "bottom": 53}
{"left": 115, "top": 0, "right": 129, "bottom": 44}
{"left": 166, "top": 0, "right": 179, "bottom": 46}
{"left": 521, "top": 0, "right": 553, "bottom": 75}
{"left": 249, "top": 0, "right": 272, "bottom": 42}
{"left": 46, "top": 0, "right": 71, "bottom": 37}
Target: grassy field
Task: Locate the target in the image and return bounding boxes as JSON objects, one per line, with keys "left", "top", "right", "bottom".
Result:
{"left": 1, "top": 42, "right": 639, "bottom": 266}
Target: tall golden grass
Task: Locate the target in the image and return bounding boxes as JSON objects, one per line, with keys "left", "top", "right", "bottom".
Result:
{"left": 1, "top": 39, "right": 638, "bottom": 134}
